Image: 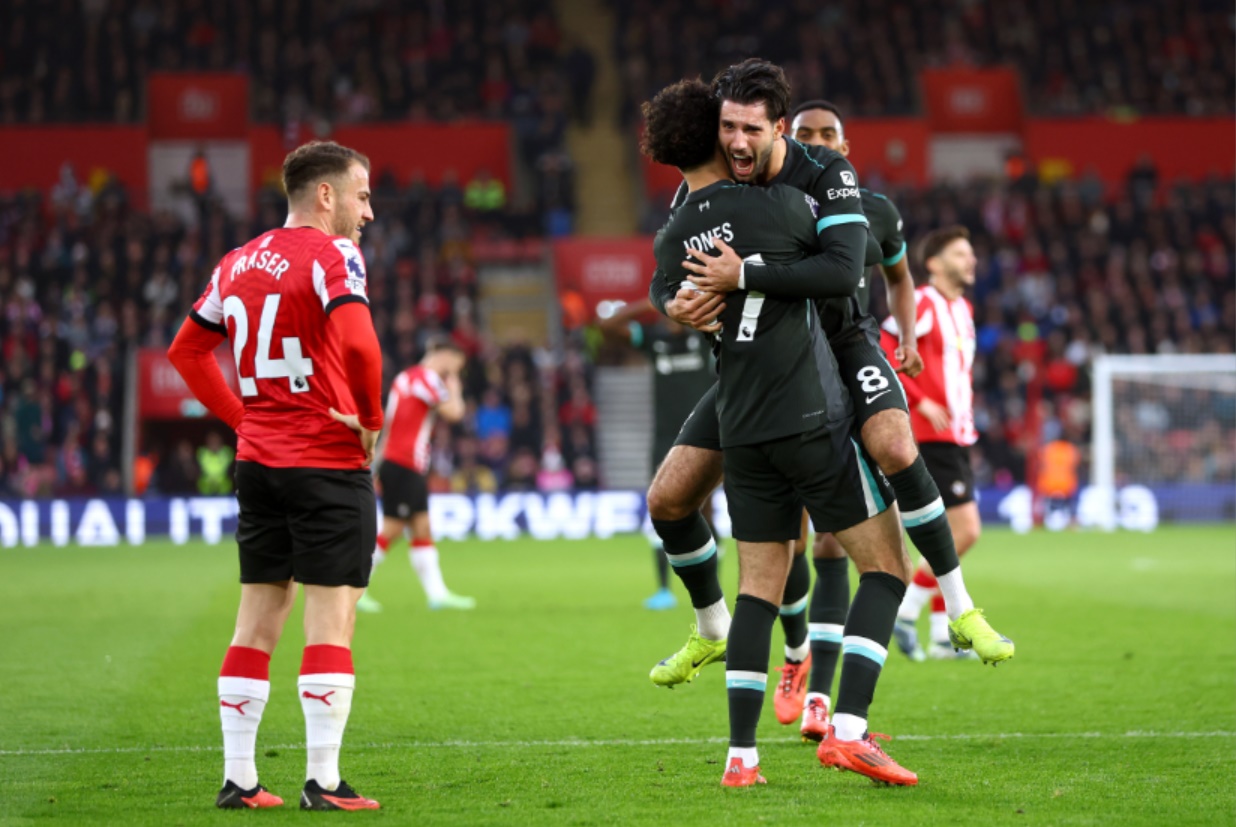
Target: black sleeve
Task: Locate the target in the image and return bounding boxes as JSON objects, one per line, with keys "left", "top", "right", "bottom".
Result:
{"left": 649, "top": 267, "right": 675, "bottom": 315}
{"left": 742, "top": 158, "right": 867, "bottom": 300}
{"left": 649, "top": 228, "right": 680, "bottom": 316}
{"left": 743, "top": 224, "right": 868, "bottom": 299}
{"left": 876, "top": 197, "right": 907, "bottom": 266}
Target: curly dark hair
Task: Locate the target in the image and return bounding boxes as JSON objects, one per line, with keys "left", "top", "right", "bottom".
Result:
{"left": 639, "top": 78, "right": 720, "bottom": 171}
{"left": 711, "top": 58, "right": 791, "bottom": 123}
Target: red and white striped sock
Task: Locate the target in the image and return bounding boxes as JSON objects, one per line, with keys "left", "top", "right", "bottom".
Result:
{"left": 372, "top": 534, "right": 391, "bottom": 567}
{"left": 298, "top": 645, "right": 355, "bottom": 792}
{"left": 929, "top": 600, "right": 950, "bottom": 645}
{"left": 218, "top": 646, "right": 271, "bottom": 790}
{"left": 409, "top": 538, "right": 448, "bottom": 601}
{"left": 897, "top": 569, "right": 938, "bottom": 621}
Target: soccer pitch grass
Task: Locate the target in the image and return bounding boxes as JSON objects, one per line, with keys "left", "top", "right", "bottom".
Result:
{"left": 2, "top": 527, "right": 1233, "bottom": 826}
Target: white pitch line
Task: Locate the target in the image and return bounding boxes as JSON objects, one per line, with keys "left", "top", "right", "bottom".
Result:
{"left": 1, "top": 731, "right": 1233, "bottom": 758}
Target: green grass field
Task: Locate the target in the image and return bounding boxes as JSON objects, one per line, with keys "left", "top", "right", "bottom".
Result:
{"left": 2, "top": 526, "right": 1234, "bottom": 826}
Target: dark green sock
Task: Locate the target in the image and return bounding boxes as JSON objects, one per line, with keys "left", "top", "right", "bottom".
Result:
{"left": 779, "top": 553, "right": 811, "bottom": 656}
{"left": 835, "top": 572, "right": 906, "bottom": 720}
{"left": 888, "top": 457, "right": 959, "bottom": 577}
{"left": 808, "top": 557, "right": 849, "bottom": 696}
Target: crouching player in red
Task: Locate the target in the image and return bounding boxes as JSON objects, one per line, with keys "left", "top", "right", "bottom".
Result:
{"left": 169, "top": 140, "right": 384, "bottom": 810}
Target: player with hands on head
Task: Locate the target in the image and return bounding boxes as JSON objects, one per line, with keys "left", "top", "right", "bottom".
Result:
{"left": 361, "top": 339, "right": 474, "bottom": 614}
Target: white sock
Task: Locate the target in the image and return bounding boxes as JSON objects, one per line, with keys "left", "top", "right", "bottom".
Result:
{"left": 936, "top": 569, "right": 974, "bottom": 620}
{"left": 785, "top": 640, "right": 810, "bottom": 662}
{"left": 804, "top": 691, "right": 829, "bottom": 715}
{"left": 372, "top": 548, "right": 387, "bottom": 567}
{"left": 410, "top": 544, "right": 449, "bottom": 601}
{"left": 298, "top": 673, "right": 355, "bottom": 790}
{"left": 219, "top": 677, "right": 269, "bottom": 790}
{"left": 832, "top": 712, "right": 867, "bottom": 741}
{"left": 696, "top": 598, "right": 731, "bottom": 641}
{"left": 726, "top": 745, "right": 759, "bottom": 768}
{"left": 929, "top": 610, "right": 951, "bottom": 645}
{"left": 897, "top": 582, "right": 934, "bottom": 621}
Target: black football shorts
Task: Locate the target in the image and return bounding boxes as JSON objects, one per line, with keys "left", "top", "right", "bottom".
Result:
{"left": 378, "top": 459, "right": 430, "bottom": 519}
{"left": 235, "top": 461, "right": 377, "bottom": 587}
{"left": 833, "top": 325, "right": 908, "bottom": 430}
{"left": 723, "top": 422, "right": 894, "bottom": 542}
{"left": 672, "top": 382, "right": 722, "bottom": 453}
{"left": 919, "top": 442, "right": 975, "bottom": 507}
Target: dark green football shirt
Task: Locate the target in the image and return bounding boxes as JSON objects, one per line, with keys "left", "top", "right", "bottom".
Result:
{"left": 857, "top": 189, "right": 907, "bottom": 314}
{"left": 652, "top": 180, "right": 852, "bottom": 448}
{"left": 629, "top": 322, "right": 715, "bottom": 442}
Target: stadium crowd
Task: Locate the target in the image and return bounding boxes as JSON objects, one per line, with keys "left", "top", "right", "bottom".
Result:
{"left": 0, "top": 0, "right": 585, "bottom": 234}
{"left": 5, "top": 159, "right": 1228, "bottom": 499}
{"left": 0, "top": 168, "right": 600, "bottom": 499}
{"left": 613, "top": 0, "right": 1234, "bottom": 123}
{"left": 1, "top": 0, "right": 589, "bottom": 126}
{"left": 879, "top": 169, "right": 1235, "bottom": 487}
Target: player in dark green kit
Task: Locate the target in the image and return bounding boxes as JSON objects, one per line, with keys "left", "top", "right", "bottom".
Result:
{"left": 597, "top": 301, "right": 715, "bottom": 610}
{"left": 643, "top": 76, "right": 919, "bottom": 787}
{"left": 644, "top": 63, "right": 1013, "bottom": 726}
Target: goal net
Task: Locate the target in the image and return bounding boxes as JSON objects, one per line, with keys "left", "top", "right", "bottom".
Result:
{"left": 1090, "top": 354, "right": 1236, "bottom": 530}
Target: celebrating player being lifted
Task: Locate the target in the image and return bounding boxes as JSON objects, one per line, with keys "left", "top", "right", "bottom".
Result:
{"left": 644, "top": 77, "right": 918, "bottom": 787}
{"left": 645, "top": 61, "right": 1013, "bottom": 708}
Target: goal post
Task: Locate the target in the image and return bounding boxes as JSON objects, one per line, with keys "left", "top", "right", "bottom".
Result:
{"left": 1090, "top": 354, "right": 1236, "bottom": 531}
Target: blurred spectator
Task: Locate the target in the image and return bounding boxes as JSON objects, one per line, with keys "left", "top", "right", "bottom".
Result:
{"left": 450, "top": 436, "right": 498, "bottom": 495}
{"left": 572, "top": 456, "right": 600, "bottom": 491}
{"left": 196, "top": 430, "right": 234, "bottom": 495}
{"left": 155, "top": 440, "right": 199, "bottom": 495}
{"left": 536, "top": 443, "right": 574, "bottom": 492}
{"left": 464, "top": 169, "right": 507, "bottom": 215}
{"left": 475, "top": 388, "right": 513, "bottom": 442}
{"left": 503, "top": 447, "right": 540, "bottom": 492}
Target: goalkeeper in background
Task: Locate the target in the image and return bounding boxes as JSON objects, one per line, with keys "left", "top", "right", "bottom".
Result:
{"left": 597, "top": 300, "right": 717, "bottom": 610}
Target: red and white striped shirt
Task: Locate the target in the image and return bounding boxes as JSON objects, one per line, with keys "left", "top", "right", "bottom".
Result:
{"left": 881, "top": 284, "right": 977, "bottom": 447}
{"left": 381, "top": 365, "right": 449, "bottom": 473}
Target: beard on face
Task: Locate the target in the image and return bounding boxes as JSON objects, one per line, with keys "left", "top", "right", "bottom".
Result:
{"left": 332, "top": 207, "right": 358, "bottom": 240}
{"left": 751, "top": 140, "right": 775, "bottom": 179}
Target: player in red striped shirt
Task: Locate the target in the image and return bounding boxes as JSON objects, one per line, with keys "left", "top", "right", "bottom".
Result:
{"left": 880, "top": 226, "right": 991, "bottom": 660}
{"left": 168, "top": 141, "right": 383, "bottom": 811}
{"left": 361, "top": 340, "right": 474, "bottom": 612}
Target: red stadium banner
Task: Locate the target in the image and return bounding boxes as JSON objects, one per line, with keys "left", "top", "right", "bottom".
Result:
{"left": 138, "top": 346, "right": 238, "bottom": 420}
{"left": 0, "top": 126, "right": 149, "bottom": 206}
{"left": 247, "top": 122, "right": 512, "bottom": 194}
{"left": 147, "top": 73, "right": 250, "bottom": 140}
{"left": 553, "top": 237, "right": 656, "bottom": 327}
{"left": 1024, "top": 116, "right": 1236, "bottom": 183}
{"left": 920, "top": 68, "right": 1023, "bottom": 133}
{"left": 837, "top": 118, "right": 931, "bottom": 186}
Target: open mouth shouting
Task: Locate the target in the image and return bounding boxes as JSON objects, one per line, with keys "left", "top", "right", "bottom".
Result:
{"left": 729, "top": 152, "right": 756, "bottom": 180}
